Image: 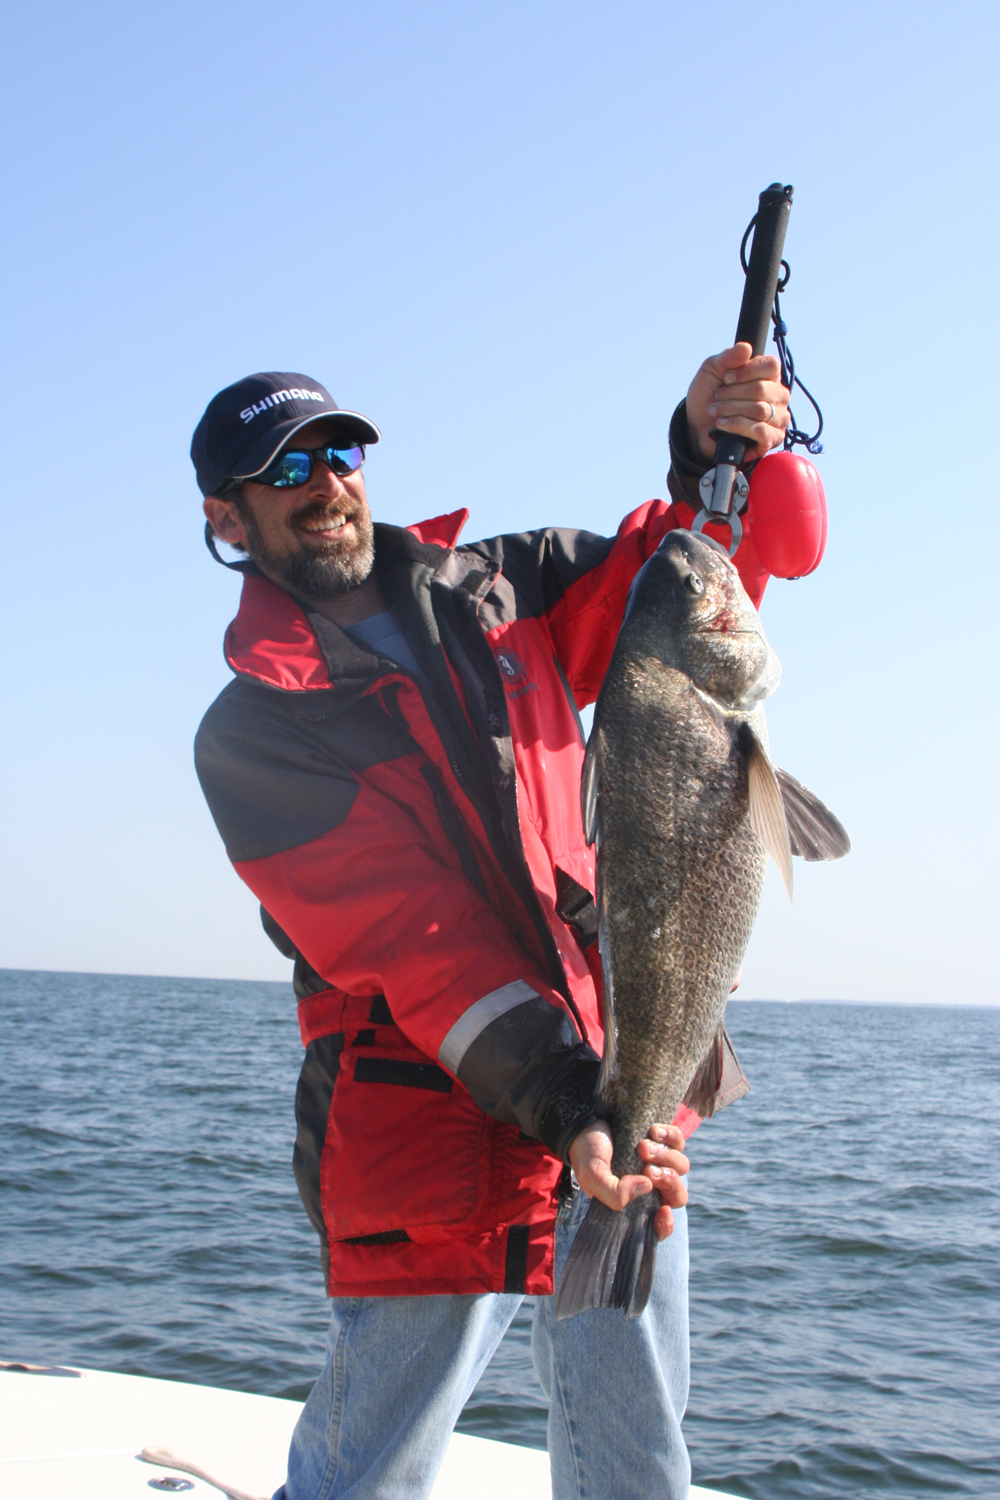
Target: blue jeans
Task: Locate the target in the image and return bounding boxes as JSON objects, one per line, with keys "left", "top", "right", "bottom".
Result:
{"left": 280, "top": 1191, "right": 690, "bottom": 1500}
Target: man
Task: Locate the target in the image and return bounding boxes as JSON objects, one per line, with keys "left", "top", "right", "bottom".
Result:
{"left": 192, "top": 347, "right": 790, "bottom": 1500}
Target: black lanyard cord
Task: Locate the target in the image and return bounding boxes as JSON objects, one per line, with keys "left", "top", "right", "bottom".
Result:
{"left": 740, "top": 212, "right": 825, "bottom": 455}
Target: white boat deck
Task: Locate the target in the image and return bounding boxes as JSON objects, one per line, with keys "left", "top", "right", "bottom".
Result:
{"left": 0, "top": 1364, "right": 739, "bottom": 1500}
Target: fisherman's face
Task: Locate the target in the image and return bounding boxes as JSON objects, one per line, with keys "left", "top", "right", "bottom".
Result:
{"left": 204, "top": 418, "right": 375, "bottom": 602}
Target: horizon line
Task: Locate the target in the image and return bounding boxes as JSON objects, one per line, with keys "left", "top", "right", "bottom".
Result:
{"left": 1, "top": 966, "right": 997, "bottom": 1008}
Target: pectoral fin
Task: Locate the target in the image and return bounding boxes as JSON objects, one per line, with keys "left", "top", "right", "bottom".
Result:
{"left": 775, "top": 768, "right": 851, "bottom": 861}
{"left": 581, "top": 725, "right": 616, "bottom": 1100}
{"left": 581, "top": 731, "right": 601, "bottom": 848}
{"left": 746, "top": 728, "right": 794, "bottom": 902}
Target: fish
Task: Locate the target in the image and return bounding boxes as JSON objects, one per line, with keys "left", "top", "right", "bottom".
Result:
{"left": 555, "top": 528, "right": 849, "bottom": 1320}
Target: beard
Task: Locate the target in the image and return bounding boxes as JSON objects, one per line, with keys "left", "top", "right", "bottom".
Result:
{"left": 236, "top": 492, "right": 376, "bottom": 602}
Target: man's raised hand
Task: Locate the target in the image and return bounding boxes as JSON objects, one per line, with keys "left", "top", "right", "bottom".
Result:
{"left": 685, "top": 342, "right": 790, "bottom": 463}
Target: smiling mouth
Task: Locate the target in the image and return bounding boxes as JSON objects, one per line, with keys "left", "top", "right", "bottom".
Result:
{"left": 296, "top": 510, "right": 353, "bottom": 537}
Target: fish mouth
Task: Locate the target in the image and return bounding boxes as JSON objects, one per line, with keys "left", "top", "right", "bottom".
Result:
{"left": 694, "top": 622, "right": 762, "bottom": 637}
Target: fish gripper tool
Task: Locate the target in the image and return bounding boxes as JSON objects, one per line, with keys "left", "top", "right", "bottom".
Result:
{"left": 692, "top": 182, "right": 794, "bottom": 557}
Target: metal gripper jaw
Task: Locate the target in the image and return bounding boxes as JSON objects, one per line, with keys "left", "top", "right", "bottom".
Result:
{"left": 691, "top": 467, "right": 750, "bottom": 557}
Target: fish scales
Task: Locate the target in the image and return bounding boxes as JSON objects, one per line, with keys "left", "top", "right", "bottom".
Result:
{"left": 556, "top": 528, "right": 849, "bottom": 1321}
{"left": 595, "top": 654, "right": 766, "bottom": 1182}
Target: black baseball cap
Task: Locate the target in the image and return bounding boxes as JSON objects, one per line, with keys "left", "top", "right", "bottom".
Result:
{"left": 191, "top": 371, "right": 381, "bottom": 497}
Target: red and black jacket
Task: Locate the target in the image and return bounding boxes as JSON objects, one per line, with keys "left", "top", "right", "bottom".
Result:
{"left": 195, "top": 420, "right": 761, "bottom": 1299}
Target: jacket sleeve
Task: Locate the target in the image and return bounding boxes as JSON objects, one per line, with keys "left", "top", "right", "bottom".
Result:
{"left": 666, "top": 397, "right": 712, "bottom": 508}
{"left": 195, "top": 692, "right": 601, "bottom": 1159}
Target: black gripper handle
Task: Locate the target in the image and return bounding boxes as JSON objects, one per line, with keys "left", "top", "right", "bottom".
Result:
{"left": 703, "top": 183, "right": 795, "bottom": 519}
{"left": 712, "top": 431, "right": 747, "bottom": 468}
{"left": 735, "top": 182, "right": 793, "bottom": 356}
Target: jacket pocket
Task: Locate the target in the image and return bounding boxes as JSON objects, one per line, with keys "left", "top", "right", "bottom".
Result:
{"left": 321, "top": 1028, "right": 495, "bottom": 1244}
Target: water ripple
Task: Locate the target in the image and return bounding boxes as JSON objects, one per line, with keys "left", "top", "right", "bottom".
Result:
{"left": 1, "top": 973, "right": 997, "bottom": 1499}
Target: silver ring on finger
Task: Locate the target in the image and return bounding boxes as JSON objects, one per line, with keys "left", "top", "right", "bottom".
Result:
{"left": 767, "top": 401, "right": 776, "bottom": 424}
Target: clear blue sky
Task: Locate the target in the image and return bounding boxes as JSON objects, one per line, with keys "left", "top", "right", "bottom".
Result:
{"left": 1, "top": 1, "right": 996, "bottom": 1002}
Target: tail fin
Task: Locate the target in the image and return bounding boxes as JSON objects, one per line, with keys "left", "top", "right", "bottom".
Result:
{"left": 555, "top": 1196, "right": 659, "bottom": 1320}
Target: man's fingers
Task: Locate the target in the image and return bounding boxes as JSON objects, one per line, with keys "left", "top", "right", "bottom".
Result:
{"left": 654, "top": 1203, "right": 675, "bottom": 1241}
{"left": 713, "top": 416, "right": 785, "bottom": 452}
{"left": 719, "top": 350, "right": 781, "bottom": 384}
{"left": 635, "top": 1122, "right": 689, "bottom": 1208}
{"left": 636, "top": 1137, "right": 689, "bottom": 1175}
{"left": 637, "top": 1133, "right": 688, "bottom": 1160}
{"left": 707, "top": 378, "right": 790, "bottom": 455}
{"left": 708, "top": 390, "right": 788, "bottom": 418}
{"left": 702, "top": 347, "right": 780, "bottom": 383}
{"left": 708, "top": 381, "right": 789, "bottom": 416}
{"left": 639, "top": 1151, "right": 689, "bottom": 1181}
{"left": 710, "top": 408, "right": 789, "bottom": 441}
{"left": 644, "top": 1166, "right": 687, "bottom": 1210}
{"left": 636, "top": 1139, "right": 689, "bottom": 1166}
{"left": 712, "top": 342, "right": 755, "bottom": 373}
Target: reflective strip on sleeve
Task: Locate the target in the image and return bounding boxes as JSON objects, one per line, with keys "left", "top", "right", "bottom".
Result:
{"left": 438, "top": 980, "right": 539, "bottom": 1075}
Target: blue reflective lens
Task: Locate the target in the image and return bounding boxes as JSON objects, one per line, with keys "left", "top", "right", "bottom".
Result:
{"left": 267, "top": 452, "right": 313, "bottom": 488}
{"left": 255, "top": 444, "right": 365, "bottom": 488}
{"left": 326, "top": 445, "right": 365, "bottom": 476}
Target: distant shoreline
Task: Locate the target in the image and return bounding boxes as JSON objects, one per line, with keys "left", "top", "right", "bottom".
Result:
{"left": 1, "top": 968, "right": 997, "bottom": 1008}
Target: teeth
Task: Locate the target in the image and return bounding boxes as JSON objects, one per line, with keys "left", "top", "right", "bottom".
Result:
{"left": 301, "top": 514, "right": 347, "bottom": 533}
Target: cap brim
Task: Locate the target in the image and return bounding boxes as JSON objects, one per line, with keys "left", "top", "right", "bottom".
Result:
{"left": 230, "top": 410, "right": 381, "bottom": 481}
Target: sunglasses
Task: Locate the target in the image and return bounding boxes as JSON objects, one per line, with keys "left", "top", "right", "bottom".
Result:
{"left": 230, "top": 443, "right": 366, "bottom": 493}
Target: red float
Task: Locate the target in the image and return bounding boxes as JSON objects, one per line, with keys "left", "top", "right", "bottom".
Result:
{"left": 746, "top": 450, "right": 827, "bottom": 578}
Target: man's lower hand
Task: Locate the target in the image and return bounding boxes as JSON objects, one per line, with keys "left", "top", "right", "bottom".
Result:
{"left": 567, "top": 1119, "right": 690, "bottom": 1241}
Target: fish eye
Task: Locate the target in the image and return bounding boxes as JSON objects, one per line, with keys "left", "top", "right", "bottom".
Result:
{"left": 685, "top": 573, "right": 704, "bottom": 595}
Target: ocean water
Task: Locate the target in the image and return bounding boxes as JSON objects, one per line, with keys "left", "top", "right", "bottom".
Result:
{"left": 1, "top": 970, "right": 997, "bottom": 1499}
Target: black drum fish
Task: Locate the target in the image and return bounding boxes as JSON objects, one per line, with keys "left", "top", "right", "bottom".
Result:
{"left": 556, "top": 529, "right": 849, "bottom": 1320}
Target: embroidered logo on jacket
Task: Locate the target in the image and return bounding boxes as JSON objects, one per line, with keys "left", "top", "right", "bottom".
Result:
{"left": 495, "top": 648, "right": 538, "bottom": 698}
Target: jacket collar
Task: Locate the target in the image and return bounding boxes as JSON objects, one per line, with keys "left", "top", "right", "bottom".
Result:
{"left": 223, "top": 512, "right": 470, "bottom": 692}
